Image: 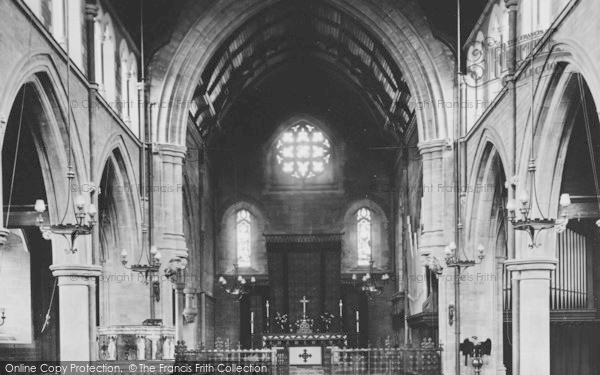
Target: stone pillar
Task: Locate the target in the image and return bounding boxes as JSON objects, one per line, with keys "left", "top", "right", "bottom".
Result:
{"left": 418, "top": 139, "right": 453, "bottom": 254}
{"left": 417, "top": 139, "right": 455, "bottom": 374}
{"left": 152, "top": 143, "right": 188, "bottom": 326}
{"left": 505, "top": 259, "right": 556, "bottom": 375}
{"left": 50, "top": 265, "right": 102, "bottom": 360}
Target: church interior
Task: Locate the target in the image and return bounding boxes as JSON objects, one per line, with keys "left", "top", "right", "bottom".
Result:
{"left": 0, "top": 0, "right": 599, "bottom": 374}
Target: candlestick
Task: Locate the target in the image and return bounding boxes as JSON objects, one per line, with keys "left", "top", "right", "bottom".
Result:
{"left": 266, "top": 300, "right": 270, "bottom": 319}
{"left": 251, "top": 312, "right": 255, "bottom": 334}
{"left": 339, "top": 300, "right": 343, "bottom": 317}
{"left": 356, "top": 311, "right": 360, "bottom": 333}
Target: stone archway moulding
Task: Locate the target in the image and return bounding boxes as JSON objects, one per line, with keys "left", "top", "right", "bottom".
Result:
{"left": 148, "top": 0, "right": 455, "bottom": 147}
{"left": 0, "top": 53, "right": 90, "bottom": 232}
{"left": 520, "top": 41, "right": 600, "bottom": 217}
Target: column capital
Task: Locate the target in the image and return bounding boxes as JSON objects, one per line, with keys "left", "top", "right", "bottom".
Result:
{"left": 505, "top": 258, "right": 557, "bottom": 272}
{"left": 417, "top": 138, "right": 453, "bottom": 155}
{"left": 504, "top": 0, "right": 519, "bottom": 9}
{"left": 85, "top": 3, "right": 99, "bottom": 20}
{"left": 50, "top": 264, "right": 103, "bottom": 280}
{"left": 154, "top": 143, "right": 187, "bottom": 160}
{"left": 0, "top": 227, "right": 10, "bottom": 246}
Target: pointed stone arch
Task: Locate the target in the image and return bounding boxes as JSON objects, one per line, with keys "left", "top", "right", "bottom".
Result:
{"left": 464, "top": 140, "right": 509, "bottom": 374}
{"left": 96, "top": 146, "right": 147, "bottom": 325}
{"left": 148, "top": 0, "right": 454, "bottom": 147}
{"left": 0, "top": 54, "right": 90, "bottom": 256}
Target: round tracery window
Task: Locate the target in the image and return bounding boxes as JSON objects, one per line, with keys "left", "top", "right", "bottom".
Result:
{"left": 275, "top": 122, "right": 331, "bottom": 179}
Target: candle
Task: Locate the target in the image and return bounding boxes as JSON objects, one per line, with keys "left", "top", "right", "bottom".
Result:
{"left": 339, "top": 300, "right": 343, "bottom": 317}
{"left": 266, "top": 300, "right": 270, "bottom": 319}
{"left": 356, "top": 311, "right": 360, "bottom": 333}
{"left": 251, "top": 312, "right": 255, "bottom": 334}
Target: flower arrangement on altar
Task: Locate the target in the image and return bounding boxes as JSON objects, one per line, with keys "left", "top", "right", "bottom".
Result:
{"left": 318, "top": 312, "right": 335, "bottom": 332}
{"left": 274, "top": 312, "right": 289, "bottom": 332}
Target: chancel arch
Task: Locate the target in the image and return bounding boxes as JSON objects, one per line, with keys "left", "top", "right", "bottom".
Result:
{"left": 137, "top": 0, "right": 463, "bottom": 361}
{"left": 149, "top": 0, "right": 454, "bottom": 146}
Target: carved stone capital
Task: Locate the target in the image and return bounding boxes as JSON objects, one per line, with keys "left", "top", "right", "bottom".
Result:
{"left": 417, "top": 138, "right": 453, "bottom": 155}
{"left": 0, "top": 227, "right": 10, "bottom": 246}
{"left": 85, "top": 3, "right": 99, "bottom": 20}
{"left": 504, "top": 0, "right": 519, "bottom": 10}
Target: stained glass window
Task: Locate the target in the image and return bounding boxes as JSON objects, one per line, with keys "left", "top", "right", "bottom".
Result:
{"left": 357, "top": 207, "right": 372, "bottom": 266}
{"left": 275, "top": 123, "right": 331, "bottom": 179}
{"left": 236, "top": 209, "right": 251, "bottom": 267}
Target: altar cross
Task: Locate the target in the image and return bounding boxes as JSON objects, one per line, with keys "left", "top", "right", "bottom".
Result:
{"left": 299, "top": 349, "right": 313, "bottom": 363}
{"left": 299, "top": 296, "right": 310, "bottom": 317}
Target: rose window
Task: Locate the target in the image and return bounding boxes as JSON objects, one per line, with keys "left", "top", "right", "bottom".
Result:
{"left": 275, "top": 123, "right": 331, "bottom": 179}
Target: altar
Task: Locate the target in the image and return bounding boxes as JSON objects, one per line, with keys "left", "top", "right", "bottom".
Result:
{"left": 261, "top": 295, "right": 347, "bottom": 372}
{"left": 263, "top": 296, "right": 347, "bottom": 348}
{"left": 262, "top": 332, "right": 347, "bottom": 348}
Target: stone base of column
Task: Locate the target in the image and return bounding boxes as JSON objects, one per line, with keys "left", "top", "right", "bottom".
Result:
{"left": 505, "top": 258, "right": 556, "bottom": 375}
{"left": 50, "top": 264, "right": 102, "bottom": 361}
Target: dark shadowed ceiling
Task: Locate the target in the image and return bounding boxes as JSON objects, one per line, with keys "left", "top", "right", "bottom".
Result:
{"left": 187, "top": 1, "right": 414, "bottom": 143}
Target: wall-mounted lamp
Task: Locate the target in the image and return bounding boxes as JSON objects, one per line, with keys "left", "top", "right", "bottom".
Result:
{"left": 0, "top": 308, "right": 5, "bottom": 326}
{"left": 448, "top": 304, "right": 455, "bottom": 326}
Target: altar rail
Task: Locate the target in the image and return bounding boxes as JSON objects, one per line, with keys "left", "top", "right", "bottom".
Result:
{"left": 175, "top": 343, "right": 282, "bottom": 374}
{"left": 175, "top": 342, "right": 442, "bottom": 375}
{"left": 329, "top": 347, "right": 442, "bottom": 375}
